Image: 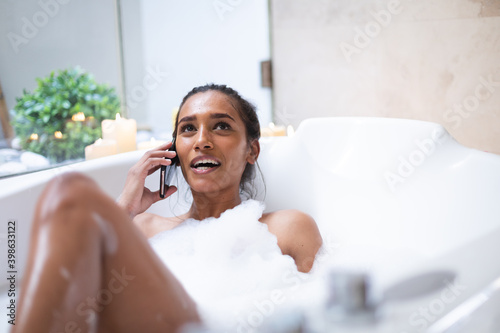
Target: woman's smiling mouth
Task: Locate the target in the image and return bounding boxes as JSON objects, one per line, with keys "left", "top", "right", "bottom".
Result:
{"left": 190, "top": 156, "right": 222, "bottom": 174}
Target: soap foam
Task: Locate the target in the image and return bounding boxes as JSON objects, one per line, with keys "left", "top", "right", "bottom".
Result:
{"left": 148, "top": 199, "right": 316, "bottom": 331}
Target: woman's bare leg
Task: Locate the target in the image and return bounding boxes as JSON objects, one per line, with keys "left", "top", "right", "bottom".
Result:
{"left": 14, "top": 172, "right": 200, "bottom": 333}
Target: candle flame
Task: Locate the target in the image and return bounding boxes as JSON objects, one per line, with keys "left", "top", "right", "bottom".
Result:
{"left": 54, "top": 131, "right": 63, "bottom": 139}
{"left": 30, "top": 133, "right": 38, "bottom": 140}
{"left": 115, "top": 113, "right": 121, "bottom": 120}
{"left": 71, "top": 112, "right": 86, "bottom": 121}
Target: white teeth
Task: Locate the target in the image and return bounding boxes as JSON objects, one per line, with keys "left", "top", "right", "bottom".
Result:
{"left": 193, "top": 159, "right": 220, "bottom": 168}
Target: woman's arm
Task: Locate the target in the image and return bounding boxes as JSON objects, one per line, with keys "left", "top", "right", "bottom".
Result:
{"left": 262, "top": 210, "right": 323, "bottom": 273}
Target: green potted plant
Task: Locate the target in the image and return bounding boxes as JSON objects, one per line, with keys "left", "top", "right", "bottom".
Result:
{"left": 10, "top": 67, "right": 121, "bottom": 163}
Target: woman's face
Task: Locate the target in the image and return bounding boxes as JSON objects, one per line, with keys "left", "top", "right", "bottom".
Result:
{"left": 175, "top": 90, "right": 259, "bottom": 196}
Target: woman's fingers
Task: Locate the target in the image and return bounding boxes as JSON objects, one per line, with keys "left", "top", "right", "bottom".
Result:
{"left": 152, "top": 141, "right": 174, "bottom": 155}
{"left": 133, "top": 147, "right": 177, "bottom": 183}
{"left": 139, "top": 149, "right": 176, "bottom": 164}
{"left": 141, "top": 158, "right": 176, "bottom": 176}
{"left": 135, "top": 150, "right": 177, "bottom": 175}
{"left": 158, "top": 141, "right": 174, "bottom": 150}
{"left": 132, "top": 142, "right": 177, "bottom": 176}
{"left": 153, "top": 185, "right": 178, "bottom": 202}
{"left": 136, "top": 151, "right": 176, "bottom": 173}
{"left": 149, "top": 186, "right": 177, "bottom": 206}
{"left": 117, "top": 141, "right": 177, "bottom": 217}
{"left": 137, "top": 141, "right": 176, "bottom": 161}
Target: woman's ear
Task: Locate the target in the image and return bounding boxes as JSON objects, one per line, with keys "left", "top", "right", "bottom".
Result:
{"left": 247, "top": 139, "right": 260, "bottom": 165}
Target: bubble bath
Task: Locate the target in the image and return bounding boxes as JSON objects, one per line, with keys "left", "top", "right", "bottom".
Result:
{"left": 148, "top": 199, "right": 320, "bottom": 331}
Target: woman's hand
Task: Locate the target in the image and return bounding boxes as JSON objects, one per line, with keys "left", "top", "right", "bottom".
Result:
{"left": 117, "top": 142, "right": 178, "bottom": 219}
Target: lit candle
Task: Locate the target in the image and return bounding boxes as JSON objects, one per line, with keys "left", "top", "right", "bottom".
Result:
{"left": 272, "top": 123, "right": 286, "bottom": 136}
{"left": 72, "top": 112, "right": 86, "bottom": 121}
{"left": 84, "top": 138, "right": 118, "bottom": 160}
{"left": 137, "top": 137, "right": 167, "bottom": 150}
{"left": 102, "top": 113, "right": 137, "bottom": 153}
{"left": 261, "top": 122, "right": 287, "bottom": 137}
{"left": 261, "top": 127, "right": 273, "bottom": 137}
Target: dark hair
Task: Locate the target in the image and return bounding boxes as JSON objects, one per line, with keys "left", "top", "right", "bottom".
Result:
{"left": 172, "top": 83, "right": 262, "bottom": 198}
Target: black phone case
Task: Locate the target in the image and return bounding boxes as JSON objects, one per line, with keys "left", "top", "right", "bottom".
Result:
{"left": 159, "top": 140, "right": 178, "bottom": 198}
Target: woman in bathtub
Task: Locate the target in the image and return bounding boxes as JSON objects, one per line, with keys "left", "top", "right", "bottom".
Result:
{"left": 14, "top": 84, "right": 323, "bottom": 333}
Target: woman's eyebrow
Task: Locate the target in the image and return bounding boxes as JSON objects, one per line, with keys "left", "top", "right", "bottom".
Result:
{"left": 211, "top": 113, "right": 236, "bottom": 122}
{"left": 178, "top": 113, "right": 236, "bottom": 125}
{"left": 178, "top": 115, "right": 196, "bottom": 124}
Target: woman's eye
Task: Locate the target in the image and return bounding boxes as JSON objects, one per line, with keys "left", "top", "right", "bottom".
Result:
{"left": 214, "top": 122, "right": 231, "bottom": 130}
{"left": 180, "top": 124, "right": 196, "bottom": 133}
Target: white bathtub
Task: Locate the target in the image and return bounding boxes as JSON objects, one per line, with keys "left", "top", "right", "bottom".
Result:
{"left": 1, "top": 117, "right": 500, "bottom": 332}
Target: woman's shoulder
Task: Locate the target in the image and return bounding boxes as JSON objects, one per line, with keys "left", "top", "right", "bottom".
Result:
{"left": 260, "top": 209, "right": 320, "bottom": 243}
{"left": 260, "top": 209, "right": 314, "bottom": 228}
{"left": 260, "top": 209, "right": 323, "bottom": 273}
{"left": 133, "top": 212, "right": 186, "bottom": 239}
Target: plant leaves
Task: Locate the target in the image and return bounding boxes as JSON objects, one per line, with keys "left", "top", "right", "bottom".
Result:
{"left": 10, "top": 66, "right": 123, "bottom": 162}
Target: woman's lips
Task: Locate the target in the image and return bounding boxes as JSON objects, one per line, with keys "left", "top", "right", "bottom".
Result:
{"left": 189, "top": 155, "right": 222, "bottom": 175}
{"left": 190, "top": 164, "right": 220, "bottom": 175}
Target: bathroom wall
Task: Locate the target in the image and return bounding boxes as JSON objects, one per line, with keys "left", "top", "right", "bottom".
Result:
{"left": 137, "top": 0, "right": 272, "bottom": 136}
{"left": 270, "top": 0, "right": 500, "bottom": 154}
{"left": 0, "top": 0, "right": 123, "bottom": 116}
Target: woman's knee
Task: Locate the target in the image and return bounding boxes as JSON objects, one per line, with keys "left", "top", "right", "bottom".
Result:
{"left": 48, "top": 172, "right": 98, "bottom": 192}
{"left": 36, "top": 172, "right": 102, "bottom": 222}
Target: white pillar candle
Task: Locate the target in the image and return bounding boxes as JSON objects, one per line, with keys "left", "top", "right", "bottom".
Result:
{"left": 261, "top": 122, "right": 287, "bottom": 137}
{"left": 102, "top": 113, "right": 137, "bottom": 153}
{"left": 85, "top": 139, "right": 118, "bottom": 160}
{"left": 137, "top": 137, "right": 167, "bottom": 150}
{"left": 271, "top": 123, "right": 286, "bottom": 136}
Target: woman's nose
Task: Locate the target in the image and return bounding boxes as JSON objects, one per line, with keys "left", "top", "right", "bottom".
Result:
{"left": 194, "top": 127, "right": 213, "bottom": 150}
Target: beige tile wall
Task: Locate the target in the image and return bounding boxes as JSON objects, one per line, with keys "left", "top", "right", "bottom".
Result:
{"left": 271, "top": 0, "right": 500, "bottom": 154}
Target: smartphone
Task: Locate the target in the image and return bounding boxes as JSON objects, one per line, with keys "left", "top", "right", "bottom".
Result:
{"left": 159, "top": 139, "right": 178, "bottom": 198}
